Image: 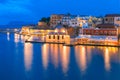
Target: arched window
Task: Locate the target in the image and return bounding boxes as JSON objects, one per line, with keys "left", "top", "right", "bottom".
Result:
{"left": 62, "top": 36, "right": 64, "bottom": 39}
{"left": 49, "top": 36, "right": 51, "bottom": 39}
{"left": 58, "top": 36, "right": 59, "bottom": 40}
{"left": 53, "top": 35, "right": 55, "bottom": 39}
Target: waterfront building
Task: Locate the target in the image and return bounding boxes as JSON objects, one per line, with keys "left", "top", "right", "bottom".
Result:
{"left": 77, "top": 21, "right": 118, "bottom": 45}
{"left": 46, "top": 25, "right": 70, "bottom": 44}
{"left": 20, "top": 26, "right": 33, "bottom": 35}
{"left": 83, "top": 24, "right": 117, "bottom": 36}
{"left": 29, "top": 26, "right": 54, "bottom": 36}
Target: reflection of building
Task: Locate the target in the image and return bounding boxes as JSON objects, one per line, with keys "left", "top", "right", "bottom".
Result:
{"left": 42, "top": 44, "right": 49, "bottom": 69}
{"left": 14, "top": 33, "right": 20, "bottom": 43}
{"left": 7, "top": 32, "right": 10, "bottom": 41}
{"left": 49, "top": 44, "right": 70, "bottom": 73}
{"left": 50, "top": 44, "right": 59, "bottom": 68}
{"left": 104, "top": 48, "right": 110, "bottom": 71}
{"left": 75, "top": 46, "right": 87, "bottom": 72}
{"left": 24, "top": 43, "right": 33, "bottom": 71}
{"left": 60, "top": 46, "right": 70, "bottom": 73}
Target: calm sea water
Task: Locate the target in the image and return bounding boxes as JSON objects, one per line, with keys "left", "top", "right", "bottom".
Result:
{"left": 0, "top": 33, "right": 120, "bottom": 80}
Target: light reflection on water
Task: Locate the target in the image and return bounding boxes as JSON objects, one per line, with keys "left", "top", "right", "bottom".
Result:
{"left": 104, "top": 47, "right": 110, "bottom": 71}
{"left": 24, "top": 43, "right": 33, "bottom": 71}
{"left": 74, "top": 45, "right": 120, "bottom": 73}
{"left": 50, "top": 44, "right": 59, "bottom": 68}
{"left": 42, "top": 44, "right": 49, "bottom": 70}
{"left": 60, "top": 46, "right": 70, "bottom": 74}
{"left": 7, "top": 32, "right": 10, "bottom": 41}
{"left": 75, "top": 46, "right": 87, "bottom": 73}
{"left": 1, "top": 33, "right": 120, "bottom": 80}
{"left": 14, "top": 33, "right": 20, "bottom": 43}
{"left": 41, "top": 43, "right": 70, "bottom": 73}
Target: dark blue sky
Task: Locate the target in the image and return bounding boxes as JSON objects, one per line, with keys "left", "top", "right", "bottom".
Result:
{"left": 0, "top": 0, "right": 120, "bottom": 25}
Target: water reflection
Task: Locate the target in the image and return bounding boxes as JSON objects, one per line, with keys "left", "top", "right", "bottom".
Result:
{"left": 50, "top": 44, "right": 59, "bottom": 68}
{"left": 104, "top": 48, "right": 110, "bottom": 71}
{"left": 14, "top": 33, "right": 20, "bottom": 43}
{"left": 103, "top": 47, "right": 118, "bottom": 71}
{"left": 75, "top": 46, "right": 87, "bottom": 72}
{"left": 42, "top": 44, "right": 49, "bottom": 69}
{"left": 60, "top": 46, "right": 70, "bottom": 73}
{"left": 48, "top": 44, "right": 70, "bottom": 73}
{"left": 7, "top": 32, "right": 10, "bottom": 41}
{"left": 24, "top": 43, "right": 33, "bottom": 71}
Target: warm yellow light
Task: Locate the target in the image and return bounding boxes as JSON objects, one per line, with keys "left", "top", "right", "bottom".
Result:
{"left": 55, "top": 30, "right": 58, "bottom": 32}
{"left": 61, "top": 46, "right": 70, "bottom": 73}
{"left": 75, "top": 46, "right": 86, "bottom": 72}
{"left": 24, "top": 43, "right": 33, "bottom": 71}
{"left": 42, "top": 44, "right": 49, "bottom": 69}
{"left": 104, "top": 48, "right": 110, "bottom": 71}
{"left": 62, "top": 30, "right": 65, "bottom": 33}
{"left": 50, "top": 44, "right": 59, "bottom": 68}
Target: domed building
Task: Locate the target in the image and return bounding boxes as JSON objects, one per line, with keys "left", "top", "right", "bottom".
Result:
{"left": 54, "top": 25, "right": 67, "bottom": 34}
{"left": 46, "top": 25, "right": 70, "bottom": 44}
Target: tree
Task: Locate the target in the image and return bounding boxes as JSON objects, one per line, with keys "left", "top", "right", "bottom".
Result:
{"left": 39, "top": 17, "right": 50, "bottom": 24}
{"left": 67, "top": 13, "right": 71, "bottom": 16}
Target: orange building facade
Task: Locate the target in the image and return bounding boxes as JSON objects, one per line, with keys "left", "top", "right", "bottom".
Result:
{"left": 82, "top": 28, "right": 117, "bottom": 36}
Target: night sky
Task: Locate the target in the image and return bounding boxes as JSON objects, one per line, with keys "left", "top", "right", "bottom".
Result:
{"left": 0, "top": 0, "right": 120, "bottom": 25}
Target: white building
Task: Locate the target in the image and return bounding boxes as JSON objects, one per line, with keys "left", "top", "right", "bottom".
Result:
{"left": 104, "top": 14, "right": 120, "bottom": 26}
{"left": 68, "top": 15, "right": 78, "bottom": 27}
{"left": 77, "top": 16, "right": 89, "bottom": 28}
{"left": 68, "top": 15, "right": 89, "bottom": 28}
{"left": 61, "top": 15, "right": 71, "bottom": 26}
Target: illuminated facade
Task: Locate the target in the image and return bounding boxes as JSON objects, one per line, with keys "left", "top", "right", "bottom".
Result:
{"left": 77, "top": 23, "right": 118, "bottom": 45}
{"left": 82, "top": 28, "right": 117, "bottom": 36}
{"left": 46, "top": 25, "right": 70, "bottom": 44}
{"left": 20, "top": 26, "right": 32, "bottom": 35}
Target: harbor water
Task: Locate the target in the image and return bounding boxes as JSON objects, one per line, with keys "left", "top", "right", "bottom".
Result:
{"left": 0, "top": 33, "right": 120, "bottom": 80}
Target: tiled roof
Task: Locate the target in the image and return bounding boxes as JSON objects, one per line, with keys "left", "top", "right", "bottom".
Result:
{"left": 48, "top": 32, "right": 66, "bottom": 35}
{"left": 96, "top": 24, "right": 116, "bottom": 29}
{"left": 30, "top": 26, "right": 54, "bottom": 30}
